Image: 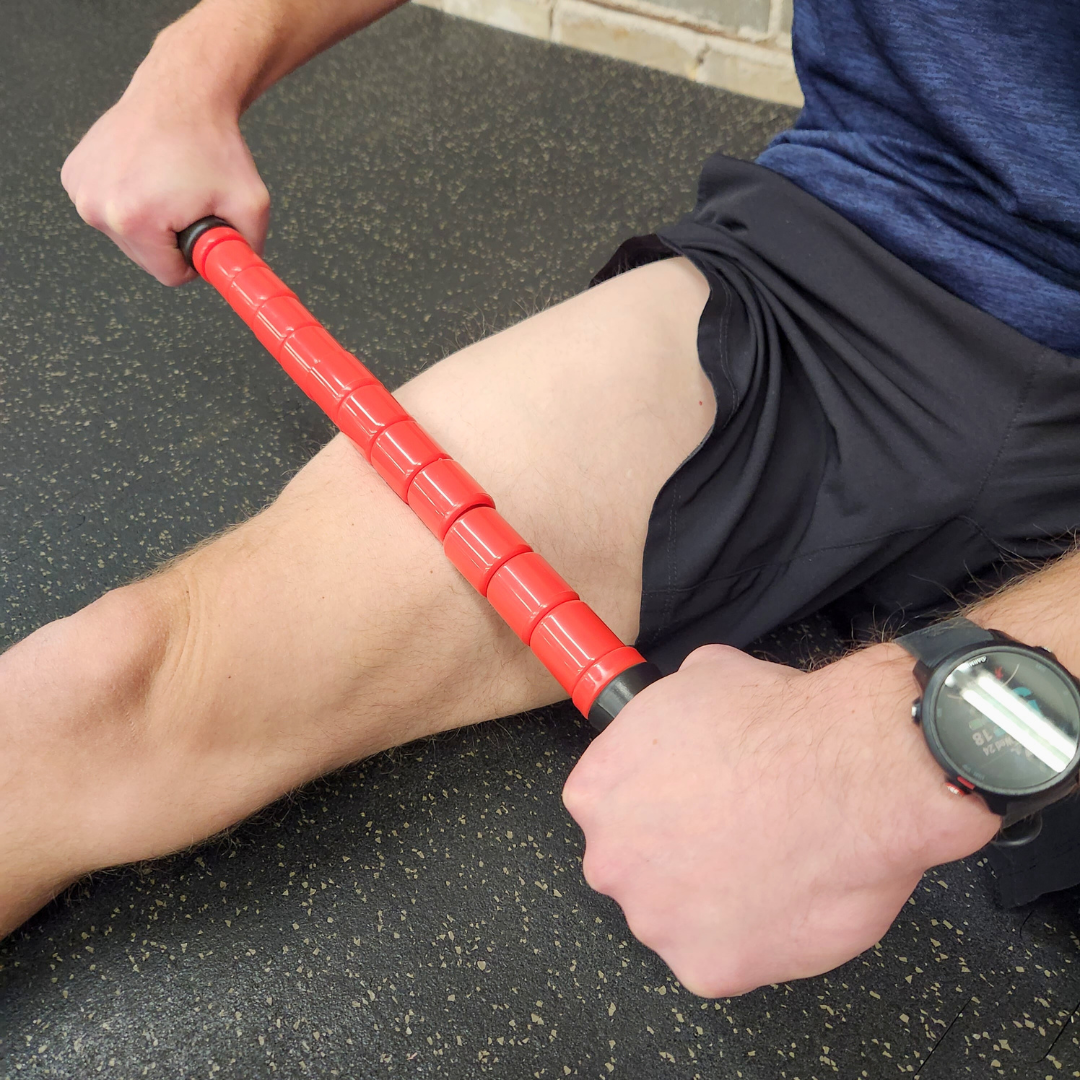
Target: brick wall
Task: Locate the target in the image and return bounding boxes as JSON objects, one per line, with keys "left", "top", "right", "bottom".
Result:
{"left": 414, "top": 0, "right": 801, "bottom": 106}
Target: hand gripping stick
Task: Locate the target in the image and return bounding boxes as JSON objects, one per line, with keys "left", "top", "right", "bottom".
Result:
{"left": 178, "top": 217, "right": 661, "bottom": 729}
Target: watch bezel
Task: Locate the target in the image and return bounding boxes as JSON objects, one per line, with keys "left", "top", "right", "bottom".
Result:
{"left": 920, "top": 642, "right": 1080, "bottom": 799}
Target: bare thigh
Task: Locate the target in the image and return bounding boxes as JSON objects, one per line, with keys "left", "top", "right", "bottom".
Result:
{"left": 0, "top": 256, "right": 713, "bottom": 931}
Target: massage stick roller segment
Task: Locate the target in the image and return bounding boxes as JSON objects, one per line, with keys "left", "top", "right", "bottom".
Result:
{"left": 177, "top": 216, "right": 661, "bottom": 729}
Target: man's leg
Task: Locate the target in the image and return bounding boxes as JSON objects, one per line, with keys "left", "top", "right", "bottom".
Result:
{"left": 0, "top": 256, "right": 713, "bottom": 937}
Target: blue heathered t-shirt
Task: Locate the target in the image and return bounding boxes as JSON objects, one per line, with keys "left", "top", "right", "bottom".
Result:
{"left": 756, "top": 0, "right": 1080, "bottom": 357}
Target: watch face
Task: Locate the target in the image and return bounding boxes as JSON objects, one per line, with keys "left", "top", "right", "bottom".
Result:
{"left": 930, "top": 648, "right": 1080, "bottom": 793}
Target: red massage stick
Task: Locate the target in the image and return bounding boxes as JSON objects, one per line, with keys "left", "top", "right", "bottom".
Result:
{"left": 178, "top": 217, "right": 661, "bottom": 729}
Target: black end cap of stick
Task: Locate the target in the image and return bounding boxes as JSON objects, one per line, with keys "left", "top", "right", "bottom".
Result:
{"left": 177, "top": 216, "right": 232, "bottom": 269}
{"left": 587, "top": 661, "right": 663, "bottom": 732}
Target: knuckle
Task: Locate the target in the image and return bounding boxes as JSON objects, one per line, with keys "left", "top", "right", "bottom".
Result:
{"left": 622, "top": 915, "right": 756, "bottom": 999}
{"left": 102, "top": 199, "right": 144, "bottom": 237}
{"left": 622, "top": 907, "right": 665, "bottom": 953}
{"left": 561, "top": 781, "right": 584, "bottom": 818}
{"left": 73, "top": 195, "right": 104, "bottom": 229}
{"left": 231, "top": 183, "right": 271, "bottom": 226}
{"left": 560, "top": 766, "right": 595, "bottom": 820}
{"left": 103, "top": 191, "right": 169, "bottom": 239}
{"left": 682, "top": 954, "right": 751, "bottom": 1002}
{"left": 680, "top": 643, "right": 738, "bottom": 670}
{"left": 672, "top": 955, "right": 746, "bottom": 1000}
{"left": 579, "top": 846, "right": 621, "bottom": 896}
{"left": 679, "top": 972, "right": 729, "bottom": 999}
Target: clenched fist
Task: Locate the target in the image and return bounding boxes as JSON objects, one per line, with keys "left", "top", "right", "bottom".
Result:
{"left": 61, "top": 55, "right": 270, "bottom": 285}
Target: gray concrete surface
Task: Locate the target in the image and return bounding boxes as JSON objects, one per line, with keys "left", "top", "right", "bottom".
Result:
{"left": 2, "top": 1, "right": 1080, "bottom": 1077}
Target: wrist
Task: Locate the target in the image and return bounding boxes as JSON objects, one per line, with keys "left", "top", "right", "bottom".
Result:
{"left": 835, "top": 642, "right": 1000, "bottom": 867}
{"left": 133, "top": 3, "right": 275, "bottom": 119}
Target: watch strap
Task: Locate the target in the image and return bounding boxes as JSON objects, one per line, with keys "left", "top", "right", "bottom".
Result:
{"left": 896, "top": 616, "right": 996, "bottom": 668}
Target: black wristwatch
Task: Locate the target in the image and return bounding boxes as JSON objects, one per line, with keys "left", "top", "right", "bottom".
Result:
{"left": 897, "top": 616, "right": 1080, "bottom": 846}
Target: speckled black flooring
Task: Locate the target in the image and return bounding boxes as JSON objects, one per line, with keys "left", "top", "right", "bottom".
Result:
{"left": 2, "top": 2, "right": 1080, "bottom": 1077}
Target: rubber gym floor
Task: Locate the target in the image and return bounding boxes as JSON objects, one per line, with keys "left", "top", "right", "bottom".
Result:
{"left": 2, "top": 1, "right": 1080, "bottom": 1077}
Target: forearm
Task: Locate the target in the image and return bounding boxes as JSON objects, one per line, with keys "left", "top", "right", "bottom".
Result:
{"left": 133, "top": 0, "right": 406, "bottom": 116}
{"left": 966, "top": 546, "right": 1080, "bottom": 665}
{"left": 867, "top": 547, "right": 1080, "bottom": 680}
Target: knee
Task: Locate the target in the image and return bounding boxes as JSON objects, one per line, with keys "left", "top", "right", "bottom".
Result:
{"left": 0, "top": 572, "right": 186, "bottom": 745}
{"left": 85, "top": 576, "right": 184, "bottom": 713}
{"left": 0, "top": 575, "right": 190, "bottom": 909}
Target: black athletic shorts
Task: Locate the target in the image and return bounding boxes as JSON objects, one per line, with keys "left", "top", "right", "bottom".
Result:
{"left": 596, "top": 154, "right": 1080, "bottom": 908}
